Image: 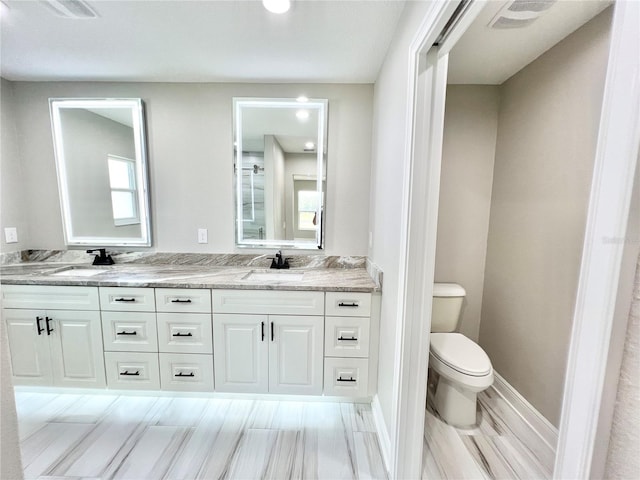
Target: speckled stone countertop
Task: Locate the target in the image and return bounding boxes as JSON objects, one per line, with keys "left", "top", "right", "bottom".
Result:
{"left": 0, "top": 252, "right": 380, "bottom": 293}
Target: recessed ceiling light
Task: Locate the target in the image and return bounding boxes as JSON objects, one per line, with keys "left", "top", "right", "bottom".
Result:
{"left": 296, "top": 110, "right": 309, "bottom": 120}
{"left": 263, "top": 0, "right": 291, "bottom": 14}
{"left": 305, "top": 142, "right": 315, "bottom": 149}
{"left": 296, "top": 96, "right": 309, "bottom": 103}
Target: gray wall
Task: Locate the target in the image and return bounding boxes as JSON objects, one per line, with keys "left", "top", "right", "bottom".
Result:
{"left": 0, "top": 78, "right": 30, "bottom": 252}
{"left": 435, "top": 85, "right": 500, "bottom": 342}
{"left": 6, "top": 82, "right": 373, "bottom": 255}
{"left": 479, "top": 9, "right": 613, "bottom": 427}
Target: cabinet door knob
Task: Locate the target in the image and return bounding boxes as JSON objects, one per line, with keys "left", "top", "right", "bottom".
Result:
{"left": 36, "top": 316, "right": 44, "bottom": 335}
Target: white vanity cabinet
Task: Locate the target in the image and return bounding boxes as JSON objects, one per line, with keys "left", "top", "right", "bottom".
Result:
{"left": 100, "top": 287, "right": 160, "bottom": 390}
{"left": 323, "top": 292, "right": 374, "bottom": 397}
{"left": 213, "top": 290, "right": 324, "bottom": 395}
{"left": 155, "top": 288, "right": 214, "bottom": 392}
{"left": 2, "top": 285, "right": 105, "bottom": 388}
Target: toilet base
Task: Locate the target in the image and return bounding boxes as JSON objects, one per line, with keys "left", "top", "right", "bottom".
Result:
{"left": 434, "top": 376, "right": 478, "bottom": 427}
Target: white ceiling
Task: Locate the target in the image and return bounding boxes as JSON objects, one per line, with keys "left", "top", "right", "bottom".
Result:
{"left": 0, "top": 0, "right": 406, "bottom": 83}
{"left": 448, "top": 0, "right": 612, "bottom": 84}
{"left": 0, "top": 0, "right": 613, "bottom": 85}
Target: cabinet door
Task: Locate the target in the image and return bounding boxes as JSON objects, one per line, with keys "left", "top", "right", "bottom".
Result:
{"left": 213, "top": 314, "right": 268, "bottom": 393}
{"left": 269, "top": 315, "right": 323, "bottom": 395}
{"left": 49, "top": 310, "right": 106, "bottom": 388}
{"left": 3, "top": 309, "right": 52, "bottom": 385}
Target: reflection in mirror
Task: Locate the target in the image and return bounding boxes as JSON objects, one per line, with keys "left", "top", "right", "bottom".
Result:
{"left": 49, "top": 98, "right": 151, "bottom": 247}
{"left": 234, "top": 98, "right": 328, "bottom": 249}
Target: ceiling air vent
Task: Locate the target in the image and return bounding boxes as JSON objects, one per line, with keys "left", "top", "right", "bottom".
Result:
{"left": 40, "top": 0, "right": 98, "bottom": 19}
{"left": 489, "top": 0, "right": 556, "bottom": 29}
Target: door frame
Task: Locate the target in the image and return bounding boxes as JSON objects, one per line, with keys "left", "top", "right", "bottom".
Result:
{"left": 392, "top": 0, "right": 640, "bottom": 478}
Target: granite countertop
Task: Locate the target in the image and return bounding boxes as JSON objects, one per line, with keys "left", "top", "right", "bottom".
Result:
{"left": 0, "top": 262, "right": 379, "bottom": 293}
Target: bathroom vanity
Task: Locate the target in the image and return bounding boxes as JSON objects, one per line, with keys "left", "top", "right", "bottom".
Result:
{"left": 0, "top": 259, "right": 379, "bottom": 400}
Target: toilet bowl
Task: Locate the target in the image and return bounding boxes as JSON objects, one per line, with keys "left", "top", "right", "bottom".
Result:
{"left": 429, "top": 332, "right": 493, "bottom": 427}
{"left": 429, "top": 283, "right": 493, "bottom": 427}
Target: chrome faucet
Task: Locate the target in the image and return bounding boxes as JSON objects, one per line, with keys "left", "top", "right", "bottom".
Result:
{"left": 270, "top": 250, "right": 290, "bottom": 269}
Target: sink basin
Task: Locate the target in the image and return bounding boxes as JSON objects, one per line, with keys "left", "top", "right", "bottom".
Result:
{"left": 50, "top": 267, "right": 108, "bottom": 277}
{"left": 241, "top": 270, "right": 305, "bottom": 282}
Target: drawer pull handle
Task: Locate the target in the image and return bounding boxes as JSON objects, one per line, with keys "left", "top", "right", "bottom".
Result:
{"left": 171, "top": 299, "right": 192, "bottom": 303}
{"left": 174, "top": 372, "right": 195, "bottom": 377}
{"left": 117, "top": 330, "right": 137, "bottom": 336}
{"left": 337, "top": 376, "right": 356, "bottom": 382}
{"left": 120, "top": 370, "right": 140, "bottom": 376}
{"left": 172, "top": 332, "right": 193, "bottom": 337}
{"left": 338, "top": 302, "right": 359, "bottom": 307}
{"left": 45, "top": 317, "right": 54, "bottom": 335}
{"left": 338, "top": 336, "right": 358, "bottom": 341}
{"left": 115, "top": 298, "right": 136, "bottom": 302}
{"left": 36, "top": 316, "right": 44, "bottom": 335}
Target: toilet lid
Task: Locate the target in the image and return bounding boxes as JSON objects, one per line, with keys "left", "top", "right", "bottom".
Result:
{"left": 430, "top": 333, "right": 492, "bottom": 377}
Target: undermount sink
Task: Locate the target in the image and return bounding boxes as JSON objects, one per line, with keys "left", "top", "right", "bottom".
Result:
{"left": 241, "top": 270, "right": 305, "bottom": 282}
{"left": 49, "top": 266, "right": 108, "bottom": 277}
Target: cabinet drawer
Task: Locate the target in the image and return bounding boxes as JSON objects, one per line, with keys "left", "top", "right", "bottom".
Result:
{"left": 325, "top": 317, "right": 370, "bottom": 358}
{"left": 104, "top": 352, "right": 160, "bottom": 390}
{"left": 159, "top": 353, "right": 214, "bottom": 392}
{"left": 325, "top": 292, "right": 371, "bottom": 317}
{"left": 213, "top": 289, "right": 324, "bottom": 316}
{"left": 101, "top": 312, "right": 158, "bottom": 353}
{"left": 99, "top": 287, "right": 155, "bottom": 312}
{"left": 155, "top": 288, "right": 212, "bottom": 313}
{"left": 323, "top": 358, "right": 369, "bottom": 397}
{"left": 157, "top": 313, "right": 213, "bottom": 354}
{"left": 1, "top": 285, "right": 99, "bottom": 311}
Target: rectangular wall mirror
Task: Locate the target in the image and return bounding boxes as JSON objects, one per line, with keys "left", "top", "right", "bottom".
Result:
{"left": 233, "top": 97, "right": 328, "bottom": 249}
{"left": 49, "top": 98, "right": 152, "bottom": 247}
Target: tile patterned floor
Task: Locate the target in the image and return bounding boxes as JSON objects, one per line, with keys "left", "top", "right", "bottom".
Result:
{"left": 15, "top": 382, "right": 555, "bottom": 480}
{"left": 15, "top": 391, "right": 387, "bottom": 480}
{"left": 422, "top": 377, "right": 556, "bottom": 479}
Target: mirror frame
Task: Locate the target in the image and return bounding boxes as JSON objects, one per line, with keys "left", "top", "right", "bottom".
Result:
{"left": 49, "top": 98, "right": 152, "bottom": 247}
{"left": 233, "top": 97, "right": 328, "bottom": 250}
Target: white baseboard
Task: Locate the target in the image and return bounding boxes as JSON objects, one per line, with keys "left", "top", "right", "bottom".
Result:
{"left": 371, "top": 394, "right": 392, "bottom": 475}
{"left": 492, "top": 371, "right": 558, "bottom": 451}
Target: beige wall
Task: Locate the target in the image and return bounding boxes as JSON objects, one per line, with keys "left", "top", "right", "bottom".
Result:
{"left": 479, "top": 9, "right": 613, "bottom": 427}
{"left": 6, "top": 82, "right": 372, "bottom": 255}
{"left": 435, "top": 85, "right": 500, "bottom": 341}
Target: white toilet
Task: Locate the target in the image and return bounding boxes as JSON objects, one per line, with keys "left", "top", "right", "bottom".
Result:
{"left": 429, "top": 283, "right": 493, "bottom": 427}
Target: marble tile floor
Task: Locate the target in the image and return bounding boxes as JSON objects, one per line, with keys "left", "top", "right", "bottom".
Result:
{"left": 422, "top": 382, "right": 556, "bottom": 480}
{"left": 14, "top": 391, "right": 388, "bottom": 480}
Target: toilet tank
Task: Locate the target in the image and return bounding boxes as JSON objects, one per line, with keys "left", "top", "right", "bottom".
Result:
{"left": 431, "top": 283, "right": 466, "bottom": 333}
